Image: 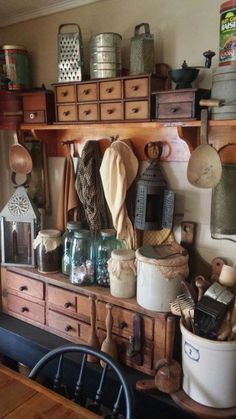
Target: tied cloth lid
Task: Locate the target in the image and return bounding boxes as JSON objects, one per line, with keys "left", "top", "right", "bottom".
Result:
{"left": 108, "top": 249, "right": 136, "bottom": 278}
{"left": 33, "top": 229, "right": 62, "bottom": 253}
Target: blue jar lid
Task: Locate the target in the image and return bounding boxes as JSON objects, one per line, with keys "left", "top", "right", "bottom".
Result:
{"left": 74, "top": 229, "right": 91, "bottom": 238}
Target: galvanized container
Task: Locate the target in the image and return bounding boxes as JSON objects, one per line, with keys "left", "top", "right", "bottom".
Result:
{"left": 57, "top": 23, "right": 83, "bottom": 82}
{"left": 130, "top": 23, "right": 154, "bottom": 75}
{"left": 0, "top": 45, "right": 30, "bottom": 90}
{"left": 211, "top": 65, "right": 236, "bottom": 119}
{"left": 90, "top": 32, "right": 122, "bottom": 79}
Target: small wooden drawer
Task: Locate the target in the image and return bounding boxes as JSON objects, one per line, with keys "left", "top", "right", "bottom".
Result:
{"left": 125, "top": 100, "right": 149, "bottom": 120}
{"left": 47, "top": 285, "right": 77, "bottom": 313}
{"left": 47, "top": 310, "right": 90, "bottom": 341}
{"left": 6, "top": 271, "right": 44, "bottom": 300}
{"left": 7, "top": 293, "right": 45, "bottom": 324}
{"left": 57, "top": 104, "right": 77, "bottom": 122}
{"left": 77, "top": 83, "right": 97, "bottom": 102}
{"left": 97, "top": 301, "right": 153, "bottom": 341}
{"left": 78, "top": 103, "right": 98, "bottom": 121}
{"left": 157, "top": 102, "right": 193, "bottom": 119}
{"left": 100, "top": 102, "right": 123, "bottom": 121}
{"left": 99, "top": 80, "right": 122, "bottom": 100}
{"left": 24, "top": 110, "right": 46, "bottom": 123}
{"left": 124, "top": 78, "right": 149, "bottom": 98}
{"left": 55, "top": 85, "right": 76, "bottom": 103}
{"left": 76, "top": 294, "right": 90, "bottom": 318}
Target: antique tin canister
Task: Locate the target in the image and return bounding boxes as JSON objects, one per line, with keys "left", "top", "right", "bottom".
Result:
{"left": 0, "top": 45, "right": 30, "bottom": 90}
{"left": 90, "top": 32, "right": 122, "bottom": 79}
{"left": 219, "top": 0, "right": 236, "bottom": 66}
{"left": 130, "top": 23, "right": 154, "bottom": 75}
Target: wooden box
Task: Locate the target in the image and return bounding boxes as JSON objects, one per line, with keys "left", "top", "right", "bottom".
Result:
{"left": 154, "top": 88, "right": 210, "bottom": 120}
{"left": 22, "top": 90, "right": 55, "bottom": 124}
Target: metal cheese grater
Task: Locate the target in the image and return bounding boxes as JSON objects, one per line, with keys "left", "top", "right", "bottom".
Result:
{"left": 57, "top": 23, "right": 83, "bottom": 82}
{"left": 130, "top": 23, "right": 154, "bottom": 75}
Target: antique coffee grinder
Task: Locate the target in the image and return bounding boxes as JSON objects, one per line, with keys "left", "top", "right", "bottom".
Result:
{"left": 0, "top": 185, "right": 40, "bottom": 267}
{"left": 134, "top": 141, "right": 175, "bottom": 231}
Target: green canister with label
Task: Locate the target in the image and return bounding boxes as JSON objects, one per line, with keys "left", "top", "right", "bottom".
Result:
{"left": 219, "top": 1, "right": 236, "bottom": 65}
{"left": 0, "top": 45, "right": 30, "bottom": 89}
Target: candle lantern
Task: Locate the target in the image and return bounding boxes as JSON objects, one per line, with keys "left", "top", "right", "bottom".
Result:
{"left": 0, "top": 186, "right": 40, "bottom": 267}
{"left": 134, "top": 142, "right": 175, "bottom": 231}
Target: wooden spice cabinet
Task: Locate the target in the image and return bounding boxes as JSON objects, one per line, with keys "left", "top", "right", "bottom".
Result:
{"left": 1, "top": 266, "right": 171, "bottom": 376}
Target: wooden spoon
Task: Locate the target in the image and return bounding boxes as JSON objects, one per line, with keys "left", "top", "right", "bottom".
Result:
{"left": 9, "top": 132, "right": 33, "bottom": 174}
{"left": 187, "top": 109, "right": 222, "bottom": 188}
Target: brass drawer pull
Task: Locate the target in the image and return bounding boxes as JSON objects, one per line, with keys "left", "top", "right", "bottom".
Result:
{"left": 61, "top": 91, "right": 68, "bottom": 97}
{"left": 170, "top": 107, "right": 180, "bottom": 113}
{"left": 29, "top": 112, "right": 37, "bottom": 119}
{"left": 106, "top": 87, "right": 113, "bottom": 93}
{"left": 83, "top": 89, "right": 90, "bottom": 95}
{"left": 64, "top": 302, "right": 72, "bottom": 308}
{"left": 132, "top": 85, "right": 139, "bottom": 91}
{"left": 107, "top": 109, "right": 114, "bottom": 114}
{"left": 132, "top": 107, "right": 139, "bottom": 113}
{"left": 119, "top": 321, "right": 128, "bottom": 329}
{"left": 63, "top": 110, "right": 70, "bottom": 116}
{"left": 21, "top": 306, "right": 29, "bottom": 313}
{"left": 19, "top": 285, "right": 28, "bottom": 291}
{"left": 65, "top": 325, "right": 72, "bottom": 332}
{"left": 83, "top": 109, "right": 91, "bottom": 115}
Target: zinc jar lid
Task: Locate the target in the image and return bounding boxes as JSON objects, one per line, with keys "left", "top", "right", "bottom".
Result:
{"left": 1, "top": 45, "right": 27, "bottom": 50}
{"left": 67, "top": 221, "right": 83, "bottom": 231}
{"left": 101, "top": 229, "right": 116, "bottom": 237}
{"left": 74, "top": 229, "right": 91, "bottom": 238}
{"left": 39, "top": 229, "right": 61, "bottom": 238}
{"left": 111, "top": 249, "right": 135, "bottom": 261}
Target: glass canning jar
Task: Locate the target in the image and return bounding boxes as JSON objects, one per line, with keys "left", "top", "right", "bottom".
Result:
{"left": 62, "top": 221, "right": 82, "bottom": 276}
{"left": 96, "top": 229, "right": 123, "bottom": 287}
{"left": 70, "top": 230, "right": 95, "bottom": 285}
{"left": 33, "top": 229, "right": 62, "bottom": 274}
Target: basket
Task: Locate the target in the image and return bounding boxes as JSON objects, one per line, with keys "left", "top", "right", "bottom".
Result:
{"left": 57, "top": 23, "right": 83, "bottom": 82}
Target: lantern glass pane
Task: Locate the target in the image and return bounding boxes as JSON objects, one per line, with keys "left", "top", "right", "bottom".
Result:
{"left": 3, "top": 220, "right": 32, "bottom": 265}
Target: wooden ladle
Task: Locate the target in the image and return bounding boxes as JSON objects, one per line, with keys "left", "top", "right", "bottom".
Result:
{"left": 9, "top": 132, "right": 33, "bottom": 174}
{"left": 187, "top": 109, "right": 222, "bottom": 188}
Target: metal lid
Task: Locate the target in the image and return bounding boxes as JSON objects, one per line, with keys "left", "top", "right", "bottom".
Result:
{"left": 111, "top": 249, "right": 135, "bottom": 261}
{"left": 1, "top": 45, "right": 27, "bottom": 50}
{"left": 101, "top": 229, "right": 116, "bottom": 238}
{"left": 38, "top": 229, "right": 61, "bottom": 238}
{"left": 74, "top": 229, "right": 91, "bottom": 238}
{"left": 66, "top": 221, "right": 82, "bottom": 231}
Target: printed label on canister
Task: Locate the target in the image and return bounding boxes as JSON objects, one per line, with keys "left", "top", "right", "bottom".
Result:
{"left": 219, "top": 3, "right": 236, "bottom": 65}
{"left": 0, "top": 45, "right": 30, "bottom": 90}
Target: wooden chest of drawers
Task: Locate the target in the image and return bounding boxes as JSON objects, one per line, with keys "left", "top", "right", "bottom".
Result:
{"left": 53, "top": 74, "right": 160, "bottom": 123}
{"left": 1, "top": 266, "right": 175, "bottom": 376}
{"left": 154, "top": 88, "right": 210, "bottom": 120}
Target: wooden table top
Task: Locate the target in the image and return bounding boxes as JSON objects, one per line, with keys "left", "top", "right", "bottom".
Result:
{"left": 0, "top": 363, "right": 100, "bottom": 418}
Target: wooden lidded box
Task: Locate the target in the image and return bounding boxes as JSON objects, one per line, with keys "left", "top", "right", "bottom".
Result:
{"left": 22, "top": 90, "right": 55, "bottom": 124}
{"left": 153, "top": 88, "right": 210, "bottom": 120}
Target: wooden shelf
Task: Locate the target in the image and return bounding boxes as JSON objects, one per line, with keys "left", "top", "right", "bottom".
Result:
{"left": 19, "top": 119, "right": 236, "bottom": 159}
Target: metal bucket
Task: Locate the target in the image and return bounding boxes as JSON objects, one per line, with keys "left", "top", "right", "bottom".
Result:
{"left": 90, "top": 32, "right": 122, "bottom": 79}
{"left": 211, "top": 65, "right": 236, "bottom": 119}
{"left": 0, "top": 45, "right": 30, "bottom": 90}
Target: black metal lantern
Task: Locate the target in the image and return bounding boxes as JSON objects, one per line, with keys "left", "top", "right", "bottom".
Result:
{"left": 134, "top": 142, "right": 175, "bottom": 231}
{"left": 0, "top": 186, "right": 40, "bottom": 267}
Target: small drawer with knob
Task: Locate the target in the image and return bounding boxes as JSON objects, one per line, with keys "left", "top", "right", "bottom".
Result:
{"left": 7, "top": 293, "right": 45, "bottom": 324}
{"left": 125, "top": 100, "right": 149, "bottom": 120}
{"left": 47, "top": 310, "right": 91, "bottom": 341}
{"left": 124, "top": 77, "right": 149, "bottom": 99}
{"left": 77, "top": 83, "right": 97, "bottom": 102}
{"left": 55, "top": 85, "right": 76, "bottom": 103}
{"left": 22, "top": 90, "right": 55, "bottom": 124}
{"left": 47, "top": 285, "right": 77, "bottom": 313}
{"left": 100, "top": 102, "right": 123, "bottom": 121}
{"left": 78, "top": 103, "right": 98, "bottom": 121}
{"left": 5, "top": 271, "right": 44, "bottom": 300}
{"left": 99, "top": 80, "right": 122, "bottom": 101}
{"left": 57, "top": 104, "right": 77, "bottom": 122}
